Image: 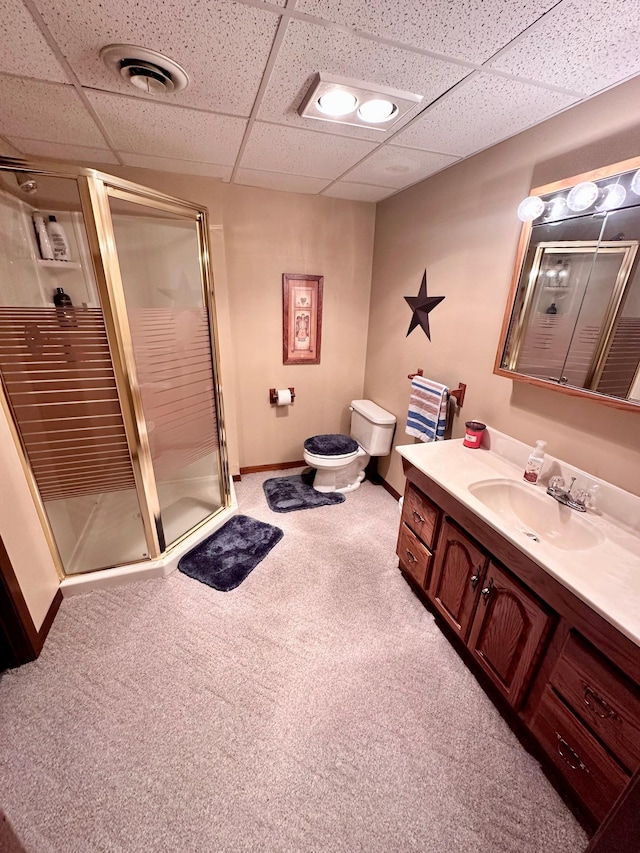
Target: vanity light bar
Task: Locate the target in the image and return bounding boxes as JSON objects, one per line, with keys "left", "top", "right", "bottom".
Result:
{"left": 298, "top": 72, "right": 423, "bottom": 131}
{"left": 517, "top": 168, "right": 640, "bottom": 223}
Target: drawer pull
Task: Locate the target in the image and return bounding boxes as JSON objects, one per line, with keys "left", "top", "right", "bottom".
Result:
{"left": 406, "top": 549, "right": 418, "bottom": 564}
{"left": 470, "top": 566, "right": 482, "bottom": 589}
{"left": 584, "top": 686, "right": 620, "bottom": 720}
{"left": 481, "top": 577, "right": 494, "bottom": 603}
{"left": 556, "top": 733, "right": 589, "bottom": 773}
{"left": 412, "top": 509, "right": 425, "bottom": 525}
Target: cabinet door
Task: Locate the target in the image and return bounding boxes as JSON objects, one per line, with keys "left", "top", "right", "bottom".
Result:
{"left": 428, "top": 519, "right": 488, "bottom": 641}
{"left": 468, "top": 561, "right": 551, "bottom": 709}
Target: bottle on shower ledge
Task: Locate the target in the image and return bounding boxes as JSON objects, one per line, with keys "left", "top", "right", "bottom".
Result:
{"left": 53, "top": 287, "right": 72, "bottom": 309}
{"left": 47, "top": 215, "right": 70, "bottom": 261}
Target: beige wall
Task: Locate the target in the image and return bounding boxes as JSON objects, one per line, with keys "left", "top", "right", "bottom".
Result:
{"left": 0, "top": 400, "right": 59, "bottom": 631}
{"left": 366, "top": 75, "right": 640, "bottom": 497}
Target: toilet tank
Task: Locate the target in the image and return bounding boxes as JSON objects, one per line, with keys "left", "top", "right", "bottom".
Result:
{"left": 349, "top": 399, "right": 396, "bottom": 456}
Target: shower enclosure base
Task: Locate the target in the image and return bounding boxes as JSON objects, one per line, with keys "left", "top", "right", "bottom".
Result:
{"left": 60, "top": 479, "right": 237, "bottom": 597}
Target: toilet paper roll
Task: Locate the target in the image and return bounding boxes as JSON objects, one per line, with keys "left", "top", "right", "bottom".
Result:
{"left": 275, "top": 389, "right": 292, "bottom": 406}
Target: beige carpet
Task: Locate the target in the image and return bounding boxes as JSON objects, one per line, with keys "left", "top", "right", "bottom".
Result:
{"left": 0, "top": 470, "right": 588, "bottom": 852}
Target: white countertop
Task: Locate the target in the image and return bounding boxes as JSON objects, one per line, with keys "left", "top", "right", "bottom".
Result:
{"left": 396, "top": 433, "right": 640, "bottom": 648}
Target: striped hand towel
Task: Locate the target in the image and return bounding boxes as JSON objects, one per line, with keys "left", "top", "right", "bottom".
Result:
{"left": 406, "top": 375, "right": 449, "bottom": 442}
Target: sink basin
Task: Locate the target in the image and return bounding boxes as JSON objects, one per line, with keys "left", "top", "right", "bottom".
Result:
{"left": 468, "top": 478, "right": 606, "bottom": 551}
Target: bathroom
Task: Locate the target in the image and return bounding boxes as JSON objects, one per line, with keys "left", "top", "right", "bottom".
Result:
{"left": 1, "top": 1, "right": 640, "bottom": 850}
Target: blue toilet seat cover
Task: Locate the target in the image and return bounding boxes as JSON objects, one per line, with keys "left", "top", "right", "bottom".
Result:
{"left": 304, "top": 434, "right": 358, "bottom": 456}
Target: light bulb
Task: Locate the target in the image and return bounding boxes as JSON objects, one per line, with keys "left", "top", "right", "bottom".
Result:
{"left": 358, "top": 98, "right": 397, "bottom": 124}
{"left": 547, "top": 196, "right": 568, "bottom": 220}
{"left": 566, "top": 181, "right": 599, "bottom": 212}
{"left": 517, "top": 195, "right": 545, "bottom": 222}
{"left": 595, "top": 183, "right": 626, "bottom": 212}
{"left": 317, "top": 89, "right": 358, "bottom": 117}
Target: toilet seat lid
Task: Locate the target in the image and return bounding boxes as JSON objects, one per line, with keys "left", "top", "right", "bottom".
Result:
{"left": 304, "top": 434, "right": 358, "bottom": 456}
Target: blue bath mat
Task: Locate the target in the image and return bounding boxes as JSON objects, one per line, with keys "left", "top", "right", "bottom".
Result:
{"left": 178, "top": 515, "right": 283, "bottom": 591}
{"left": 263, "top": 474, "right": 345, "bottom": 513}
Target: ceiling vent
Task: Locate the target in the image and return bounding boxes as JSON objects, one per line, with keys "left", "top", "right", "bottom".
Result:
{"left": 100, "top": 44, "right": 190, "bottom": 95}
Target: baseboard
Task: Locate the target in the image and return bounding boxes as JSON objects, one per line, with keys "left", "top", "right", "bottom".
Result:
{"left": 232, "top": 474, "right": 242, "bottom": 482}
{"left": 380, "top": 478, "right": 401, "bottom": 501}
{"left": 239, "top": 460, "right": 305, "bottom": 475}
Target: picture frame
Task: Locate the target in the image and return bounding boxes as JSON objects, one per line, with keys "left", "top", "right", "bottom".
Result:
{"left": 282, "top": 273, "right": 323, "bottom": 365}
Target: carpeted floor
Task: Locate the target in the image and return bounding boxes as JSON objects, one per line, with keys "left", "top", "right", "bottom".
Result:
{"left": 0, "top": 470, "right": 588, "bottom": 853}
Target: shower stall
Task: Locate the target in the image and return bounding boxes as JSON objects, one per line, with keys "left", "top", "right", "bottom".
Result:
{"left": 0, "top": 159, "right": 232, "bottom": 585}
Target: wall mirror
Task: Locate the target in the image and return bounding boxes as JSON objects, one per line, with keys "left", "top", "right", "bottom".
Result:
{"left": 495, "top": 156, "right": 640, "bottom": 412}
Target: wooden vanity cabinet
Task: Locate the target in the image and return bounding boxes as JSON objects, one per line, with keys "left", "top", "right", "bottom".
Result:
{"left": 399, "top": 458, "right": 640, "bottom": 833}
{"left": 396, "top": 482, "right": 440, "bottom": 588}
{"left": 429, "top": 518, "right": 488, "bottom": 640}
{"left": 430, "top": 520, "right": 551, "bottom": 709}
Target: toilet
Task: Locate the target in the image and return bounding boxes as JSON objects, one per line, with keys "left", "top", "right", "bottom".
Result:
{"left": 303, "top": 399, "right": 396, "bottom": 493}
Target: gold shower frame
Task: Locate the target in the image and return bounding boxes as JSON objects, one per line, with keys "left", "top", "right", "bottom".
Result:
{"left": 0, "top": 156, "right": 231, "bottom": 577}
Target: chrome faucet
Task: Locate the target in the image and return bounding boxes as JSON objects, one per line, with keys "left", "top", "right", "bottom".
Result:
{"left": 546, "top": 476, "right": 588, "bottom": 512}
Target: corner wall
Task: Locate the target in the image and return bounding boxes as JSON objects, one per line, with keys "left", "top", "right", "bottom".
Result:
{"left": 365, "top": 75, "right": 640, "bottom": 497}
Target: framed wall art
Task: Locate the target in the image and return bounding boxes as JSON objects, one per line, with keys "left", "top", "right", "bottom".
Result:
{"left": 282, "top": 273, "right": 323, "bottom": 365}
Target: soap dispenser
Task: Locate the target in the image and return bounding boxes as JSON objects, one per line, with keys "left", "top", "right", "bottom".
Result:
{"left": 524, "top": 440, "right": 546, "bottom": 484}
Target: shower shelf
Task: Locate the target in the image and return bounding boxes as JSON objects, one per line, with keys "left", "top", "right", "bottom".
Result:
{"left": 37, "top": 259, "right": 81, "bottom": 269}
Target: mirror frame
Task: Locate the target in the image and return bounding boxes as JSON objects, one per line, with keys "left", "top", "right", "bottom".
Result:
{"left": 494, "top": 154, "right": 640, "bottom": 414}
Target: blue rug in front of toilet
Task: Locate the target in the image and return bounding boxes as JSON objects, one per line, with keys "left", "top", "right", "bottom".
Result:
{"left": 178, "top": 514, "right": 283, "bottom": 591}
{"left": 263, "top": 474, "right": 345, "bottom": 513}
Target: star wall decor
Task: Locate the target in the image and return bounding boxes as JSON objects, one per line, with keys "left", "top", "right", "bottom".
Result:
{"left": 404, "top": 270, "right": 445, "bottom": 340}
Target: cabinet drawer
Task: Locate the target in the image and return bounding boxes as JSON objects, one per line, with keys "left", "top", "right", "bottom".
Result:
{"left": 550, "top": 633, "right": 640, "bottom": 773}
{"left": 397, "top": 523, "right": 433, "bottom": 588}
{"left": 402, "top": 483, "right": 440, "bottom": 548}
{"left": 531, "top": 686, "right": 629, "bottom": 823}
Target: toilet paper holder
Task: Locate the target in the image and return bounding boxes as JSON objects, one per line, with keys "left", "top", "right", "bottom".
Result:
{"left": 269, "top": 387, "right": 295, "bottom": 405}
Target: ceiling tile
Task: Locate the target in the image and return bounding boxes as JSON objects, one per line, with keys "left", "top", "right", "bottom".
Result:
{"left": 0, "top": 75, "right": 106, "bottom": 146}
{"left": 393, "top": 72, "right": 579, "bottom": 157}
{"left": 86, "top": 91, "right": 247, "bottom": 164}
{"left": 321, "top": 181, "right": 394, "bottom": 202}
{"left": 32, "top": 0, "right": 281, "bottom": 115}
{"left": 240, "top": 122, "right": 377, "bottom": 179}
{"left": 235, "top": 169, "right": 330, "bottom": 193}
{"left": 344, "top": 145, "right": 457, "bottom": 189}
{"left": 0, "top": 0, "right": 69, "bottom": 82}
{"left": 294, "top": 0, "right": 559, "bottom": 63}
{"left": 258, "top": 18, "right": 469, "bottom": 141}
{"left": 490, "top": 0, "right": 640, "bottom": 94}
{"left": 121, "top": 153, "right": 232, "bottom": 180}
{"left": 6, "top": 138, "right": 119, "bottom": 165}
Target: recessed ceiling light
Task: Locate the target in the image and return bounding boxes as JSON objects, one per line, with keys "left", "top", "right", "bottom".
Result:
{"left": 317, "top": 89, "right": 358, "bottom": 117}
{"left": 358, "top": 99, "right": 397, "bottom": 124}
{"left": 100, "top": 44, "right": 190, "bottom": 95}
{"left": 299, "top": 73, "right": 422, "bottom": 131}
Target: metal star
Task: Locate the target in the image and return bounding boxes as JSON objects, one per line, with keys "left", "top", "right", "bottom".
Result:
{"left": 404, "top": 270, "right": 445, "bottom": 340}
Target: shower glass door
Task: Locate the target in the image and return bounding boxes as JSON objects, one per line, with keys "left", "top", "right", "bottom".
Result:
{"left": 103, "top": 187, "right": 226, "bottom": 550}
{"left": 0, "top": 172, "right": 148, "bottom": 574}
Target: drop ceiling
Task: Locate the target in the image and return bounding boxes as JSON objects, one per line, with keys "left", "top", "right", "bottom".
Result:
{"left": 0, "top": 0, "right": 639, "bottom": 202}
